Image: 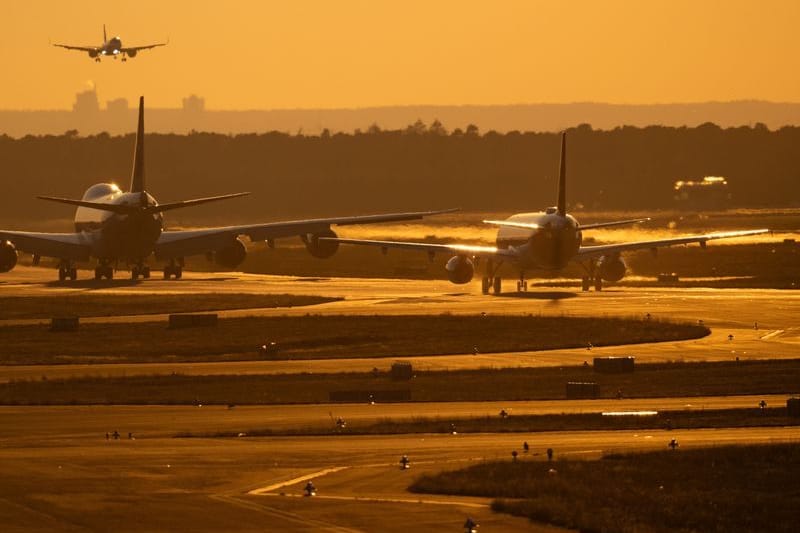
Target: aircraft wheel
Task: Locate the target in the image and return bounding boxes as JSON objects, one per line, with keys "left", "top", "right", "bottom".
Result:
{"left": 481, "top": 277, "right": 489, "bottom": 294}
{"left": 143, "top": 266, "right": 151, "bottom": 279}
{"left": 95, "top": 268, "right": 102, "bottom": 280}
{"left": 581, "top": 277, "right": 590, "bottom": 291}
{"left": 492, "top": 276, "right": 502, "bottom": 295}
{"left": 131, "top": 267, "right": 139, "bottom": 280}
{"left": 174, "top": 267, "right": 182, "bottom": 279}
{"left": 58, "top": 269, "right": 66, "bottom": 281}
{"left": 594, "top": 277, "right": 603, "bottom": 291}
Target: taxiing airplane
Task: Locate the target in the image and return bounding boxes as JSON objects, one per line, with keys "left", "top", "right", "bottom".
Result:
{"left": 0, "top": 97, "right": 455, "bottom": 281}
{"left": 323, "top": 133, "right": 768, "bottom": 293}
{"left": 52, "top": 25, "right": 166, "bottom": 62}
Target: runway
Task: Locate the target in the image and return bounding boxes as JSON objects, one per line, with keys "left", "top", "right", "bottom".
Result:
{"left": 2, "top": 267, "right": 800, "bottom": 382}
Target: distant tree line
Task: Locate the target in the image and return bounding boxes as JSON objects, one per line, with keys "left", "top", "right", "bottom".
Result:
{"left": 1, "top": 122, "right": 798, "bottom": 225}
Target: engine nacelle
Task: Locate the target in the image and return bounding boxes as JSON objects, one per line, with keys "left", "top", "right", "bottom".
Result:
{"left": 0, "top": 240, "right": 18, "bottom": 273}
{"left": 304, "top": 229, "right": 339, "bottom": 259}
{"left": 126, "top": 49, "right": 137, "bottom": 58}
{"left": 445, "top": 255, "right": 474, "bottom": 284}
{"left": 214, "top": 238, "right": 247, "bottom": 269}
{"left": 597, "top": 254, "right": 626, "bottom": 282}
{"left": 88, "top": 50, "right": 98, "bottom": 58}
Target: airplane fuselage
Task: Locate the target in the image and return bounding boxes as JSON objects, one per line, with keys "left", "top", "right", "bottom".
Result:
{"left": 101, "top": 37, "right": 123, "bottom": 56}
{"left": 74, "top": 183, "right": 163, "bottom": 261}
{"left": 495, "top": 209, "right": 582, "bottom": 270}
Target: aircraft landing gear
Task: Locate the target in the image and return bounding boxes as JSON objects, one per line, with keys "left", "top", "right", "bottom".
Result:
{"left": 516, "top": 271, "right": 528, "bottom": 292}
{"left": 163, "top": 259, "right": 183, "bottom": 280}
{"left": 58, "top": 261, "right": 77, "bottom": 281}
{"left": 94, "top": 263, "right": 113, "bottom": 280}
{"left": 131, "top": 264, "right": 151, "bottom": 280}
{"left": 481, "top": 259, "right": 504, "bottom": 295}
{"left": 579, "top": 261, "right": 603, "bottom": 291}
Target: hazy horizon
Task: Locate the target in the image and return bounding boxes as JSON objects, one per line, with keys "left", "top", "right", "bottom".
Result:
{"left": 2, "top": 1, "right": 798, "bottom": 110}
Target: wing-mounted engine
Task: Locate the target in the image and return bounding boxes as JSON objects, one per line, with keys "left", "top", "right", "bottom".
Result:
{"left": 303, "top": 229, "right": 340, "bottom": 259}
{"left": 126, "top": 49, "right": 137, "bottom": 58}
{"left": 597, "top": 253, "right": 626, "bottom": 282}
{"left": 0, "top": 240, "right": 18, "bottom": 273}
{"left": 88, "top": 50, "right": 98, "bottom": 58}
{"left": 445, "top": 255, "right": 474, "bottom": 284}
{"left": 212, "top": 237, "right": 247, "bottom": 269}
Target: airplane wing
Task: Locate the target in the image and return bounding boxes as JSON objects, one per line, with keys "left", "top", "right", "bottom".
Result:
{"left": 52, "top": 43, "right": 100, "bottom": 52}
{"left": 121, "top": 43, "right": 167, "bottom": 53}
{"left": 576, "top": 229, "right": 769, "bottom": 259}
{"left": 0, "top": 230, "right": 92, "bottom": 261}
{"left": 153, "top": 208, "right": 459, "bottom": 260}
{"left": 318, "top": 237, "right": 519, "bottom": 259}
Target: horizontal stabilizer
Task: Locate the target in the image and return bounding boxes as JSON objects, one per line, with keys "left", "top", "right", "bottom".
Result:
{"left": 580, "top": 218, "right": 651, "bottom": 230}
{"left": 148, "top": 192, "right": 250, "bottom": 213}
{"left": 38, "top": 192, "right": 250, "bottom": 215}
{"left": 37, "top": 196, "right": 136, "bottom": 214}
{"left": 483, "top": 219, "right": 540, "bottom": 230}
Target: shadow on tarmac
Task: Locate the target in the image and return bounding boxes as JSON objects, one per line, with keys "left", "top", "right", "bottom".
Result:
{"left": 495, "top": 291, "right": 578, "bottom": 300}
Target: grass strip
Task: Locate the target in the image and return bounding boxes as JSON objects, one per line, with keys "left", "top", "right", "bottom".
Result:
{"left": 0, "top": 293, "right": 339, "bottom": 320}
{"left": 0, "top": 314, "right": 707, "bottom": 365}
{"left": 1, "top": 358, "right": 797, "bottom": 405}
{"left": 409, "top": 443, "right": 800, "bottom": 533}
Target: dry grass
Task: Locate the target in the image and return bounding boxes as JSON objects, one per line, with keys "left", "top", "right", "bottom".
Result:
{"left": 0, "top": 314, "right": 706, "bottom": 365}
{"left": 410, "top": 444, "right": 800, "bottom": 533}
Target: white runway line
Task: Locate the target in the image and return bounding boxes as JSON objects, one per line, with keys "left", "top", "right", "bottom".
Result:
{"left": 249, "top": 467, "right": 349, "bottom": 495}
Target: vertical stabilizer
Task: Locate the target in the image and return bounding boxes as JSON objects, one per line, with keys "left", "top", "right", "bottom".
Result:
{"left": 130, "top": 96, "right": 145, "bottom": 193}
{"left": 103, "top": 24, "right": 107, "bottom": 44}
{"left": 556, "top": 132, "right": 566, "bottom": 216}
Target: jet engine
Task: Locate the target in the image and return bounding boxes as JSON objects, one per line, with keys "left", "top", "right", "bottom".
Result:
{"left": 88, "top": 50, "right": 98, "bottom": 58}
{"left": 214, "top": 238, "right": 247, "bottom": 269}
{"left": 597, "top": 254, "right": 626, "bottom": 282}
{"left": 0, "top": 240, "right": 18, "bottom": 273}
{"left": 126, "top": 49, "right": 137, "bottom": 58}
{"left": 445, "top": 255, "right": 474, "bottom": 284}
{"left": 304, "top": 229, "right": 339, "bottom": 259}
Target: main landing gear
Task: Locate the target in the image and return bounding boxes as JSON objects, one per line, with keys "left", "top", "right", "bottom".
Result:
{"left": 57, "top": 261, "right": 77, "bottom": 281}
{"left": 131, "top": 264, "right": 151, "bottom": 280}
{"left": 580, "top": 261, "right": 603, "bottom": 291}
{"left": 163, "top": 259, "right": 183, "bottom": 280}
{"left": 480, "top": 259, "right": 504, "bottom": 295}
{"left": 516, "top": 271, "right": 528, "bottom": 292}
{"left": 94, "top": 263, "right": 114, "bottom": 280}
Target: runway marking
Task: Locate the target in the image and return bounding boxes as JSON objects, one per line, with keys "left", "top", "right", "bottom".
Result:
{"left": 211, "top": 493, "right": 361, "bottom": 533}
{"left": 759, "top": 330, "right": 785, "bottom": 340}
{"left": 258, "top": 492, "right": 490, "bottom": 509}
{"left": 248, "top": 467, "right": 349, "bottom": 495}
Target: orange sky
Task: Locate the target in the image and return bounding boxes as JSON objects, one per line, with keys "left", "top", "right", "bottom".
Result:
{"left": 2, "top": 0, "right": 798, "bottom": 110}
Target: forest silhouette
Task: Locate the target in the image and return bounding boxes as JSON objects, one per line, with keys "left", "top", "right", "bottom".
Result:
{"left": 1, "top": 122, "right": 797, "bottom": 226}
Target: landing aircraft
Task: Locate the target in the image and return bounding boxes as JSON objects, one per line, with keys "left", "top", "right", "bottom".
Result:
{"left": 0, "top": 97, "right": 454, "bottom": 281}
{"left": 52, "top": 25, "right": 166, "bottom": 62}
{"left": 324, "top": 133, "right": 768, "bottom": 293}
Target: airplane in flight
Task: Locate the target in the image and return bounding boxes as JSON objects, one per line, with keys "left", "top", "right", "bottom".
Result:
{"left": 52, "top": 25, "right": 166, "bottom": 62}
{"left": 323, "top": 133, "right": 768, "bottom": 293}
{"left": 0, "top": 97, "right": 455, "bottom": 281}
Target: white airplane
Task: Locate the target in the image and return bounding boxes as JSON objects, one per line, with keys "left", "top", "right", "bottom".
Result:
{"left": 324, "top": 133, "right": 768, "bottom": 293}
{"left": 52, "top": 25, "right": 166, "bottom": 62}
{"left": 0, "top": 97, "right": 455, "bottom": 281}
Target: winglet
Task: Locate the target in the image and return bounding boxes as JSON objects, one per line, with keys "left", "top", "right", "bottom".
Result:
{"left": 103, "top": 24, "right": 107, "bottom": 44}
{"left": 130, "top": 96, "right": 145, "bottom": 193}
{"left": 557, "top": 132, "right": 566, "bottom": 216}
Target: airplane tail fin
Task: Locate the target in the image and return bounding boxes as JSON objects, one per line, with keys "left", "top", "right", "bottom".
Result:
{"left": 556, "top": 132, "right": 566, "bottom": 216}
{"left": 130, "top": 96, "right": 145, "bottom": 193}
{"left": 103, "top": 24, "right": 107, "bottom": 44}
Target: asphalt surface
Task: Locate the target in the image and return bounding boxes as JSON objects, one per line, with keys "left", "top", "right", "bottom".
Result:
{"left": 2, "top": 266, "right": 800, "bottom": 531}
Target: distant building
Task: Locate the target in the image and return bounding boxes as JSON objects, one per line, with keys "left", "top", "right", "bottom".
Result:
{"left": 106, "top": 98, "right": 129, "bottom": 114}
{"left": 73, "top": 88, "right": 100, "bottom": 115}
{"left": 182, "top": 94, "right": 205, "bottom": 113}
{"left": 673, "top": 176, "right": 731, "bottom": 209}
